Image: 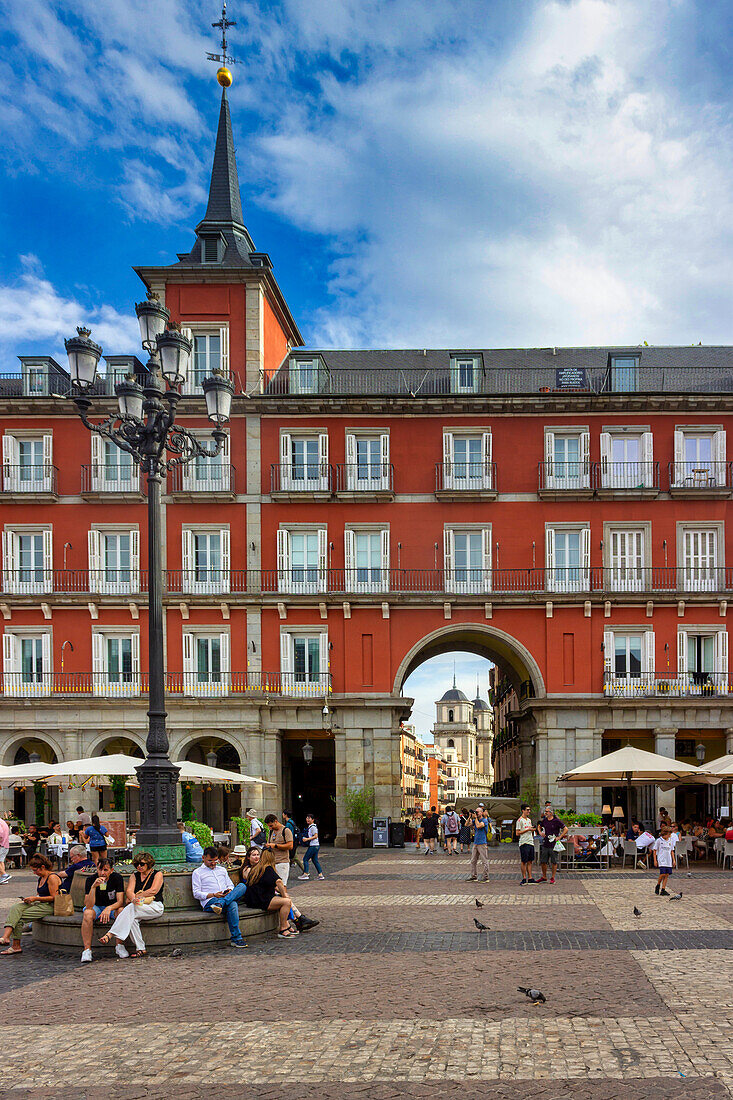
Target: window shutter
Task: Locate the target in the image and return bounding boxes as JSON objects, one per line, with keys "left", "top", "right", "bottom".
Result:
{"left": 2, "top": 530, "right": 14, "bottom": 590}
{"left": 2, "top": 435, "right": 17, "bottom": 489}
{"left": 482, "top": 432, "right": 492, "bottom": 487}
{"left": 42, "top": 528, "right": 52, "bottom": 593}
{"left": 599, "top": 432, "right": 611, "bottom": 482}
{"left": 279, "top": 631, "right": 291, "bottom": 678}
{"left": 317, "top": 527, "right": 328, "bottom": 591}
{"left": 677, "top": 630, "right": 688, "bottom": 676}
{"left": 481, "top": 527, "right": 492, "bottom": 593}
{"left": 276, "top": 529, "right": 290, "bottom": 592}
{"left": 3, "top": 633, "right": 17, "bottom": 685}
{"left": 219, "top": 326, "right": 230, "bottom": 372}
{"left": 219, "top": 631, "right": 230, "bottom": 693}
{"left": 716, "top": 631, "right": 728, "bottom": 684}
{"left": 380, "top": 528, "right": 390, "bottom": 587}
{"left": 130, "top": 632, "right": 140, "bottom": 675}
{"left": 603, "top": 630, "right": 614, "bottom": 673}
{"left": 642, "top": 631, "right": 655, "bottom": 677}
{"left": 220, "top": 528, "right": 230, "bottom": 591}
{"left": 182, "top": 631, "right": 194, "bottom": 693}
{"left": 318, "top": 432, "right": 329, "bottom": 489}
{"left": 130, "top": 528, "right": 140, "bottom": 591}
{"left": 182, "top": 529, "right": 194, "bottom": 592}
{"left": 380, "top": 432, "right": 390, "bottom": 471}
{"left": 581, "top": 431, "right": 590, "bottom": 478}
{"left": 90, "top": 434, "right": 103, "bottom": 489}
{"left": 319, "top": 632, "right": 329, "bottom": 686}
{"left": 641, "top": 432, "right": 653, "bottom": 487}
{"left": 673, "top": 429, "right": 684, "bottom": 483}
{"left": 581, "top": 527, "right": 591, "bottom": 587}
{"left": 279, "top": 432, "right": 291, "bottom": 491}
{"left": 715, "top": 430, "right": 727, "bottom": 483}
{"left": 88, "top": 529, "right": 101, "bottom": 592}
{"left": 345, "top": 433, "right": 356, "bottom": 489}
{"left": 443, "top": 528, "right": 454, "bottom": 589}
{"left": 181, "top": 328, "right": 194, "bottom": 394}
{"left": 42, "top": 433, "right": 52, "bottom": 474}
{"left": 344, "top": 528, "right": 356, "bottom": 590}
{"left": 92, "top": 632, "right": 105, "bottom": 696}
{"left": 546, "top": 528, "right": 555, "bottom": 589}
{"left": 544, "top": 431, "right": 554, "bottom": 483}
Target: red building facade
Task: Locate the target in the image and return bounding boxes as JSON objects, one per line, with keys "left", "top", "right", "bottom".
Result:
{"left": 2, "top": 88, "right": 732, "bottom": 835}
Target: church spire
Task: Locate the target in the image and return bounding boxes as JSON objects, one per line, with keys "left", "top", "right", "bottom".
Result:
{"left": 199, "top": 87, "right": 245, "bottom": 233}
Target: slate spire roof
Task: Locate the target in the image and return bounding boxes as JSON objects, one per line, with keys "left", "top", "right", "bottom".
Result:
{"left": 200, "top": 87, "right": 245, "bottom": 232}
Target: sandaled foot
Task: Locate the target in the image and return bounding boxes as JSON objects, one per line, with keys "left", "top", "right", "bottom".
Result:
{"left": 99, "top": 933, "right": 114, "bottom": 945}
{"left": 277, "top": 928, "right": 299, "bottom": 938}
{"left": 1, "top": 947, "right": 22, "bottom": 955}
{"left": 130, "top": 950, "right": 147, "bottom": 958}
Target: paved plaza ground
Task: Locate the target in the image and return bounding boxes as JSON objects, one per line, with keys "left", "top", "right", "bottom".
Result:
{"left": 0, "top": 844, "right": 731, "bottom": 1098}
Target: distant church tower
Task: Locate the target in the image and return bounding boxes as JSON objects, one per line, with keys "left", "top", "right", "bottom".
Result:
{"left": 432, "top": 674, "right": 477, "bottom": 773}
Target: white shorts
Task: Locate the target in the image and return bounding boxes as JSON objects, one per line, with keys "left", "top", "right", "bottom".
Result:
{"left": 275, "top": 862, "right": 290, "bottom": 886}
{"left": 0, "top": 846, "right": 8, "bottom": 861}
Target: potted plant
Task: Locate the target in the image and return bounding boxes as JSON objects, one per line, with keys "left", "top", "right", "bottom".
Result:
{"left": 343, "top": 785, "right": 375, "bottom": 848}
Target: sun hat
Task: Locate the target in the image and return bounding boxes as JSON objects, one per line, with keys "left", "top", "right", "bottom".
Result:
{"left": 231, "top": 844, "right": 248, "bottom": 856}
{"left": 246, "top": 809, "right": 258, "bottom": 819}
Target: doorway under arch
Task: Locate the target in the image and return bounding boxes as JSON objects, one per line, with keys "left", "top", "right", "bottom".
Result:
{"left": 183, "top": 736, "right": 243, "bottom": 832}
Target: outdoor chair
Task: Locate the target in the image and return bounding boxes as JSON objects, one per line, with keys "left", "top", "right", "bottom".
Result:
{"left": 621, "top": 839, "right": 646, "bottom": 869}
{"left": 675, "top": 840, "right": 689, "bottom": 869}
{"left": 723, "top": 841, "right": 733, "bottom": 870}
{"left": 714, "top": 837, "right": 724, "bottom": 865}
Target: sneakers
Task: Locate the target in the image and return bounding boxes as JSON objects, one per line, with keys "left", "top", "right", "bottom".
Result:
{"left": 480, "top": 876, "right": 489, "bottom": 882}
{"left": 465, "top": 875, "right": 477, "bottom": 882}
{"left": 0, "top": 874, "right": 12, "bottom": 884}
{"left": 660, "top": 888, "right": 670, "bottom": 896}
{"left": 520, "top": 878, "right": 527, "bottom": 885}
{"left": 549, "top": 876, "right": 555, "bottom": 884}
{"left": 655, "top": 883, "right": 660, "bottom": 895}
{"left": 229, "top": 939, "right": 248, "bottom": 949}
{"left": 209, "top": 904, "right": 223, "bottom": 916}
{"left": 317, "top": 873, "right": 325, "bottom": 880}
{"left": 115, "top": 944, "right": 129, "bottom": 959}
{"left": 537, "top": 876, "right": 547, "bottom": 883}
{"left": 80, "top": 948, "right": 93, "bottom": 963}
{"left": 295, "top": 915, "right": 320, "bottom": 931}
{"left": 298, "top": 874, "right": 310, "bottom": 880}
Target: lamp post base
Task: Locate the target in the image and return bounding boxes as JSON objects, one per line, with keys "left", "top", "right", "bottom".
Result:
{"left": 131, "top": 843, "right": 187, "bottom": 865}
{"left": 134, "top": 757, "right": 185, "bottom": 865}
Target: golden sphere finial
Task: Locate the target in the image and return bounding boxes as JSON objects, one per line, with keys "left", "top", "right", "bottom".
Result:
{"left": 217, "top": 66, "right": 233, "bottom": 88}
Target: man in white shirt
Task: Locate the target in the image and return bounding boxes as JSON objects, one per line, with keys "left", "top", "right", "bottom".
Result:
{"left": 246, "top": 808, "right": 266, "bottom": 848}
{"left": 191, "top": 847, "right": 248, "bottom": 948}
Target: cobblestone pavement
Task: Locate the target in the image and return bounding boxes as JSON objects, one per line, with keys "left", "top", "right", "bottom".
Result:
{"left": 0, "top": 847, "right": 731, "bottom": 1099}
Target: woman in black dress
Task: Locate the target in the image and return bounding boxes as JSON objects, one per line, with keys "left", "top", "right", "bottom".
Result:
{"left": 244, "top": 848, "right": 302, "bottom": 939}
{"left": 458, "top": 811, "right": 472, "bottom": 854}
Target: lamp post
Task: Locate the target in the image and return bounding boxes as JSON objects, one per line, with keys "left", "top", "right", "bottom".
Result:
{"left": 65, "top": 294, "right": 234, "bottom": 862}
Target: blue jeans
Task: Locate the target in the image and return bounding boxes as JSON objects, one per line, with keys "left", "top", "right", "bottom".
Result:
{"left": 203, "top": 882, "right": 247, "bottom": 941}
{"left": 303, "top": 846, "right": 322, "bottom": 875}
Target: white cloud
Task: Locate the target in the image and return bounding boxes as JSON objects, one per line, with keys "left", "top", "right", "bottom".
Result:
{"left": 403, "top": 654, "right": 493, "bottom": 743}
{"left": 0, "top": 256, "right": 139, "bottom": 361}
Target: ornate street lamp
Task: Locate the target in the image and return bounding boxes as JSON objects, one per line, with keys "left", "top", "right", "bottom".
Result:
{"left": 65, "top": 292, "right": 234, "bottom": 862}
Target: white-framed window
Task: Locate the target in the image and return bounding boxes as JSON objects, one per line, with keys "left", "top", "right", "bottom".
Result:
{"left": 449, "top": 355, "right": 479, "bottom": 393}
{"left": 344, "top": 432, "right": 390, "bottom": 490}
{"left": 92, "top": 631, "right": 140, "bottom": 697}
{"left": 182, "top": 630, "right": 230, "bottom": 697}
{"left": 546, "top": 526, "right": 590, "bottom": 592}
{"left": 182, "top": 527, "right": 230, "bottom": 594}
{"left": 607, "top": 528, "right": 645, "bottom": 591}
{"left": 681, "top": 527, "right": 719, "bottom": 592}
{"left": 181, "top": 433, "right": 230, "bottom": 492}
{"left": 277, "top": 527, "right": 328, "bottom": 594}
{"left": 280, "top": 630, "right": 328, "bottom": 693}
{"left": 444, "top": 526, "right": 491, "bottom": 594}
{"left": 673, "top": 428, "right": 726, "bottom": 487}
{"left": 610, "top": 356, "right": 639, "bottom": 392}
{"left": 279, "top": 432, "right": 329, "bottom": 492}
{"left": 180, "top": 325, "right": 229, "bottom": 394}
{"left": 345, "top": 528, "right": 389, "bottom": 592}
{"left": 88, "top": 528, "right": 139, "bottom": 594}
{"left": 544, "top": 430, "right": 590, "bottom": 489}
{"left": 2, "top": 434, "right": 53, "bottom": 493}
{"left": 2, "top": 528, "right": 52, "bottom": 594}
{"left": 678, "top": 629, "right": 728, "bottom": 692}
{"left": 442, "top": 431, "right": 492, "bottom": 490}
{"left": 2, "top": 631, "right": 51, "bottom": 697}
{"left": 599, "top": 431, "right": 653, "bottom": 488}
{"left": 604, "top": 630, "right": 654, "bottom": 681}
{"left": 90, "top": 437, "right": 138, "bottom": 493}
{"left": 288, "top": 358, "right": 321, "bottom": 395}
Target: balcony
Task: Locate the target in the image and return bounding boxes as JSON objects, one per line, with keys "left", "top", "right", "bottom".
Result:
{"left": 1, "top": 465, "right": 58, "bottom": 499}
{"left": 81, "top": 464, "right": 142, "bottom": 499}
{"left": 594, "top": 461, "right": 660, "bottom": 496}
{"left": 668, "top": 461, "right": 733, "bottom": 497}
{"left": 168, "top": 463, "right": 236, "bottom": 499}
{"left": 603, "top": 670, "right": 731, "bottom": 698}
{"left": 538, "top": 461, "right": 592, "bottom": 498}
{"left": 0, "top": 671, "right": 332, "bottom": 699}
{"left": 270, "top": 463, "right": 332, "bottom": 500}
{"left": 334, "top": 463, "right": 394, "bottom": 500}
{"left": 435, "top": 461, "right": 497, "bottom": 499}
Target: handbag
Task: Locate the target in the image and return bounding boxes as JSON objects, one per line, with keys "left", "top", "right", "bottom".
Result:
{"left": 54, "top": 891, "right": 74, "bottom": 917}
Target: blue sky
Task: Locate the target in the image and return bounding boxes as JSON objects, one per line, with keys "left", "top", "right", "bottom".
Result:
{"left": 402, "top": 654, "right": 494, "bottom": 743}
{"left": 1, "top": 0, "right": 733, "bottom": 368}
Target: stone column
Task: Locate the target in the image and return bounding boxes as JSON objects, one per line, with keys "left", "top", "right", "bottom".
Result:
{"left": 544, "top": 727, "right": 567, "bottom": 807}
{"left": 573, "top": 728, "right": 602, "bottom": 814}
{"left": 260, "top": 730, "right": 283, "bottom": 817}
{"left": 654, "top": 726, "right": 677, "bottom": 823}
{"left": 725, "top": 728, "right": 733, "bottom": 755}
{"left": 333, "top": 710, "right": 367, "bottom": 845}
{"left": 372, "top": 716, "right": 401, "bottom": 824}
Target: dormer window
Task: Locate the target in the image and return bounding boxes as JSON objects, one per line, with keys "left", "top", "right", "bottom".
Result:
{"left": 449, "top": 355, "right": 480, "bottom": 394}
{"left": 610, "top": 356, "right": 639, "bottom": 392}
{"left": 200, "top": 235, "right": 222, "bottom": 264}
{"left": 289, "top": 357, "right": 322, "bottom": 395}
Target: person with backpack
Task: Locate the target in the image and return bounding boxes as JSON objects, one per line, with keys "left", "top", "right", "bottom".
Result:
{"left": 282, "top": 810, "right": 305, "bottom": 874}
{"left": 81, "top": 815, "right": 108, "bottom": 867}
{"left": 441, "top": 806, "right": 461, "bottom": 855}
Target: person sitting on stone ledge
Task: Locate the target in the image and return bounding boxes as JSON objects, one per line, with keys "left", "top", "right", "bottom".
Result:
{"left": 58, "top": 845, "right": 96, "bottom": 893}
{"left": 1, "top": 854, "right": 61, "bottom": 956}
{"left": 191, "top": 846, "right": 248, "bottom": 949}
{"left": 216, "top": 844, "right": 234, "bottom": 866}
{"left": 177, "top": 821, "right": 204, "bottom": 863}
{"left": 243, "top": 847, "right": 318, "bottom": 938}
{"left": 99, "top": 852, "right": 164, "bottom": 959}
{"left": 80, "top": 858, "right": 125, "bottom": 963}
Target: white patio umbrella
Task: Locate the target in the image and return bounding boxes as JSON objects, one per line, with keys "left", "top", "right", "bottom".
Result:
{"left": 0, "top": 760, "right": 60, "bottom": 783}
{"left": 41, "top": 753, "right": 144, "bottom": 786}
{"left": 176, "top": 760, "right": 275, "bottom": 786}
{"left": 698, "top": 754, "right": 733, "bottom": 783}
{"left": 557, "top": 744, "right": 706, "bottom": 815}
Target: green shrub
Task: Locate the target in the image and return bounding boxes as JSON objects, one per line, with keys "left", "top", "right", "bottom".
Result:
{"left": 232, "top": 815, "right": 251, "bottom": 846}
{"left": 343, "top": 786, "right": 375, "bottom": 831}
{"left": 110, "top": 776, "right": 126, "bottom": 812}
{"left": 184, "top": 819, "right": 213, "bottom": 849}
{"left": 34, "top": 782, "right": 46, "bottom": 826}
{"left": 181, "top": 784, "right": 194, "bottom": 822}
{"left": 575, "top": 813, "right": 602, "bottom": 827}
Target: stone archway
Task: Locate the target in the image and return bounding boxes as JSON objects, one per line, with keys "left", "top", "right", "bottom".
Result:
{"left": 177, "top": 733, "right": 245, "bottom": 832}
{"left": 393, "top": 622, "right": 546, "bottom": 699}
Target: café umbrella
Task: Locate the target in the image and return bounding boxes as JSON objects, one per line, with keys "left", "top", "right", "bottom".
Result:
{"left": 556, "top": 745, "right": 706, "bottom": 816}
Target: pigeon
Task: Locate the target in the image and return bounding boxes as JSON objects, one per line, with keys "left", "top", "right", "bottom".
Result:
{"left": 475, "top": 898, "right": 484, "bottom": 909}
{"left": 518, "top": 987, "right": 546, "bottom": 1004}
{"left": 668, "top": 892, "right": 683, "bottom": 900}
{"left": 170, "top": 948, "right": 183, "bottom": 957}
{"left": 687, "top": 872, "right": 692, "bottom": 877}
{"left": 633, "top": 906, "right": 642, "bottom": 917}
{"left": 473, "top": 918, "right": 488, "bottom": 932}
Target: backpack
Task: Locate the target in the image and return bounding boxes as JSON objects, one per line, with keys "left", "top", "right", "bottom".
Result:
{"left": 445, "top": 813, "right": 459, "bottom": 835}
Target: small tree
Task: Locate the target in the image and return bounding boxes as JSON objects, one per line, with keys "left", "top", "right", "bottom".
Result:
{"left": 33, "top": 782, "right": 46, "bottom": 826}
{"left": 520, "top": 776, "right": 539, "bottom": 817}
{"left": 181, "top": 783, "right": 194, "bottom": 822}
{"left": 343, "top": 785, "right": 375, "bottom": 832}
{"left": 110, "top": 776, "right": 126, "bottom": 812}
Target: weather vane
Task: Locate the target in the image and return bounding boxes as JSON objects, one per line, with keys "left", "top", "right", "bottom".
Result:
{"left": 207, "top": 2, "right": 237, "bottom": 87}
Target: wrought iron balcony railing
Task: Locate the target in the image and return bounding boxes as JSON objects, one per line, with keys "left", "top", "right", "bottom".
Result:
{"left": 270, "top": 462, "right": 333, "bottom": 494}
{"left": 435, "top": 461, "right": 497, "bottom": 493}
{"left": 603, "top": 670, "right": 731, "bottom": 697}
{"left": 0, "top": 671, "right": 332, "bottom": 699}
{"left": 1, "top": 465, "right": 58, "bottom": 495}
{"left": 81, "top": 464, "right": 141, "bottom": 495}
{"left": 668, "top": 461, "right": 733, "bottom": 491}
{"left": 168, "top": 463, "right": 235, "bottom": 494}
{"left": 335, "top": 463, "right": 394, "bottom": 493}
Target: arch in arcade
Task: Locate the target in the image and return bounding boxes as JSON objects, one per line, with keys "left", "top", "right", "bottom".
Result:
{"left": 2, "top": 734, "right": 61, "bottom": 825}
{"left": 176, "top": 732, "right": 246, "bottom": 833}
